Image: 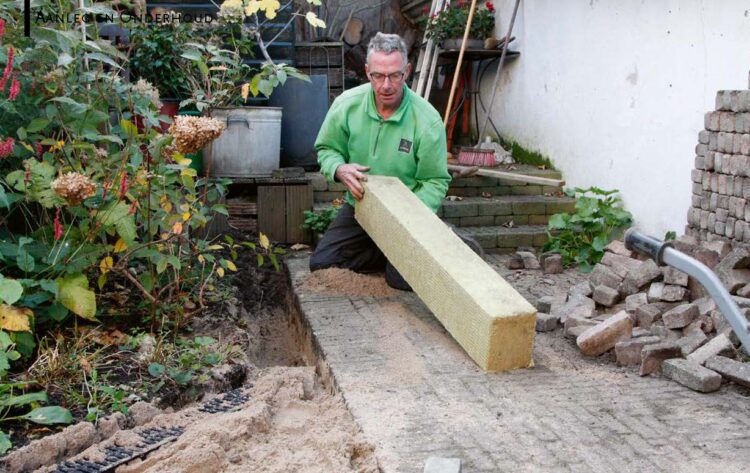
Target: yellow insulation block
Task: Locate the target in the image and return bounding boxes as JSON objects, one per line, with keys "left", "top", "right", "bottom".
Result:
{"left": 355, "top": 176, "right": 536, "bottom": 372}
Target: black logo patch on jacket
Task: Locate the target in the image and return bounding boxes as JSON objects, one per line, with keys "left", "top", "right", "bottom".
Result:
{"left": 398, "top": 139, "right": 413, "bottom": 154}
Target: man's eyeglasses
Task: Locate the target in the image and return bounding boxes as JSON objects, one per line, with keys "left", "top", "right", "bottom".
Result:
{"left": 369, "top": 71, "right": 406, "bottom": 84}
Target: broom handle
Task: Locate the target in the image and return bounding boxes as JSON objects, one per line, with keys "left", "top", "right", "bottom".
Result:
{"left": 443, "top": 0, "right": 478, "bottom": 127}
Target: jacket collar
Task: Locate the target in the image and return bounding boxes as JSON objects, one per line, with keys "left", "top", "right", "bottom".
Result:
{"left": 365, "top": 84, "right": 411, "bottom": 122}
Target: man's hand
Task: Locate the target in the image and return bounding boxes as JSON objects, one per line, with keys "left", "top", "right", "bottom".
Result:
{"left": 335, "top": 163, "right": 370, "bottom": 200}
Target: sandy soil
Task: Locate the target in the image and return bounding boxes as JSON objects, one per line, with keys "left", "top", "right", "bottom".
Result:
{"left": 300, "top": 268, "right": 400, "bottom": 298}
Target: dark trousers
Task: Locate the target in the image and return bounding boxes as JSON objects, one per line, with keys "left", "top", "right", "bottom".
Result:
{"left": 309, "top": 204, "right": 484, "bottom": 291}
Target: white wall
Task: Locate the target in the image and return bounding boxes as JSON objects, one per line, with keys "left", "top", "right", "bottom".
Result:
{"left": 481, "top": 0, "right": 750, "bottom": 237}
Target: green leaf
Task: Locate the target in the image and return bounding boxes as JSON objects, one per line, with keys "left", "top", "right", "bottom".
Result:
{"left": 0, "top": 431, "right": 11, "bottom": 455}
{"left": 138, "top": 273, "right": 154, "bottom": 292}
{"left": 0, "top": 278, "right": 23, "bottom": 305}
{"left": 45, "top": 302, "right": 69, "bottom": 322}
{"left": 98, "top": 202, "right": 136, "bottom": 245}
{"left": 50, "top": 96, "right": 88, "bottom": 115}
{"left": 194, "top": 336, "right": 215, "bottom": 347}
{"left": 547, "top": 214, "right": 569, "bottom": 230}
{"left": 83, "top": 52, "right": 121, "bottom": 69}
{"left": 56, "top": 274, "right": 97, "bottom": 321}
{"left": 16, "top": 249, "right": 35, "bottom": 273}
{"left": 27, "top": 118, "right": 50, "bottom": 133}
{"left": 257, "top": 254, "right": 264, "bottom": 267}
{"left": 148, "top": 363, "right": 165, "bottom": 377}
{"left": 17, "top": 127, "right": 27, "bottom": 141}
{"left": 156, "top": 257, "right": 168, "bottom": 274}
{"left": 22, "top": 406, "right": 74, "bottom": 425}
{"left": 591, "top": 234, "right": 608, "bottom": 252}
{"left": 0, "top": 391, "right": 47, "bottom": 408}
{"left": 11, "top": 332, "right": 35, "bottom": 358}
{"left": 170, "top": 370, "right": 193, "bottom": 385}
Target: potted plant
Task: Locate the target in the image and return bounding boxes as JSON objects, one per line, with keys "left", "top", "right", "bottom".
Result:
{"left": 128, "top": 17, "right": 192, "bottom": 129}
{"left": 419, "top": 1, "right": 496, "bottom": 50}
{"left": 178, "top": 0, "right": 327, "bottom": 178}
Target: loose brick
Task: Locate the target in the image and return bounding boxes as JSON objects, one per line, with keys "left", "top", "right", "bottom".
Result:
{"left": 535, "top": 295, "right": 555, "bottom": 313}
{"left": 636, "top": 304, "right": 662, "bottom": 328}
{"left": 625, "top": 293, "right": 648, "bottom": 313}
{"left": 604, "top": 240, "right": 633, "bottom": 258}
{"left": 639, "top": 342, "right": 682, "bottom": 376}
{"left": 676, "top": 330, "right": 708, "bottom": 356}
{"left": 662, "top": 359, "right": 722, "bottom": 392}
{"left": 619, "top": 260, "right": 662, "bottom": 296}
{"left": 614, "top": 336, "right": 661, "bottom": 366}
{"left": 601, "top": 252, "right": 642, "bottom": 279}
{"left": 517, "top": 251, "right": 540, "bottom": 269}
{"left": 662, "top": 267, "right": 688, "bottom": 287}
{"left": 705, "top": 355, "right": 750, "bottom": 388}
{"left": 568, "top": 281, "right": 592, "bottom": 298}
{"left": 687, "top": 333, "right": 734, "bottom": 365}
{"left": 663, "top": 303, "right": 699, "bottom": 329}
{"left": 577, "top": 311, "right": 633, "bottom": 357}
{"left": 554, "top": 294, "right": 596, "bottom": 324}
{"left": 542, "top": 254, "right": 563, "bottom": 274}
{"left": 589, "top": 264, "right": 623, "bottom": 291}
{"left": 593, "top": 285, "right": 620, "bottom": 307}
{"left": 535, "top": 313, "right": 560, "bottom": 332}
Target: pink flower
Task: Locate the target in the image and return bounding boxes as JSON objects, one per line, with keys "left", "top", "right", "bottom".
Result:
{"left": 0, "top": 47, "right": 14, "bottom": 92}
{"left": 54, "top": 209, "right": 63, "bottom": 241}
{"left": 8, "top": 75, "right": 19, "bottom": 101}
{"left": 101, "top": 179, "right": 111, "bottom": 201}
{"left": 34, "top": 141, "right": 43, "bottom": 158}
{"left": 119, "top": 173, "right": 128, "bottom": 199}
{"left": 0, "top": 19, "right": 5, "bottom": 39}
{"left": 128, "top": 200, "right": 138, "bottom": 215}
{"left": 0, "top": 137, "right": 13, "bottom": 158}
{"left": 422, "top": 6, "right": 429, "bottom": 14}
{"left": 486, "top": 1, "right": 495, "bottom": 12}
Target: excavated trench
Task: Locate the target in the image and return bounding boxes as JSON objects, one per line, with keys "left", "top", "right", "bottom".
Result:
{"left": 1, "top": 257, "right": 379, "bottom": 473}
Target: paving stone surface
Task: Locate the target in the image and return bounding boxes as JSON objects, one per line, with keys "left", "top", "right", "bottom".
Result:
{"left": 288, "top": 256, "right": 750, "bottom": 473}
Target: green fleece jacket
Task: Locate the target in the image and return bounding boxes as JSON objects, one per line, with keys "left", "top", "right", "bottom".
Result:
{"left": 314, "top": 83, "right": 450, "bottom": 212}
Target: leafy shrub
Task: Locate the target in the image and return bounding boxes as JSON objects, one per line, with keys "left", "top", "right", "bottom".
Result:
{"left": 302, "top": 207, "right": 340, "bottom": 234}
{"left": 543, "top": 187, "right": 633, "bottom": 271}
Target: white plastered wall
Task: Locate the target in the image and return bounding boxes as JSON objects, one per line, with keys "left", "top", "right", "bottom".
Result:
{"left": 480, "top": 0, "right": 750, "bottom": 237}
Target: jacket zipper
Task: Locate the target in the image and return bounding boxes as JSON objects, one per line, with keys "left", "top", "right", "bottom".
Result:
{"left": 373, "top": 120, "right": 383, "bottom": 155}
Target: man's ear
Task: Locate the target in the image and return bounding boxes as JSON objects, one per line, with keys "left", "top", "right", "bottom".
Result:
{"left": 365, "top": 63, "right": 370, "bottom": 79}
{"left": 404, "top": 63, "right": 412, "bottom": 80}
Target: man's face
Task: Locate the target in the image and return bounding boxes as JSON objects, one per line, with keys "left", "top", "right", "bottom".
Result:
{"left": 366, "top": 51, "right": 411, "bottom": 110}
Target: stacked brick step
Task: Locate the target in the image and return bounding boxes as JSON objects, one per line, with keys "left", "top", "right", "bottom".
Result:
{"left": 686, "top": 88, "right": 750, "bottom": 244}
{"left": 308, "top": 167, "right": 575, "bottom": 252}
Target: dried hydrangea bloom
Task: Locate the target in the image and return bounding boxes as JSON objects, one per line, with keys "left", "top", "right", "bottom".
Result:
{"left": 50, "top": 172, "right": 98, "bottom": 205}
{"left": 133, "top": 78, "right": 162, "bottom": 109}
{"left": 168, "top": 115, "right": 226, "bottom": 154}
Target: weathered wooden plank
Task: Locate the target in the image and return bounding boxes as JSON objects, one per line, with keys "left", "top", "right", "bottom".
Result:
{"left": 447, "top": 164, "right": 565, "bottom": 187}
{"left": 285, "top": 184, "right": 313, "bottom": 244}
{"left": 258, "top": 185, "right": 286, "bottom": 242}
{"left": 355, "top": 176, "right": 536, "bottom": 372}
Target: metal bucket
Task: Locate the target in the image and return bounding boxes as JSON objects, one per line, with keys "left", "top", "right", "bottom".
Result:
{"left": 204, "top": 106, "right": 282, "bottom": 177}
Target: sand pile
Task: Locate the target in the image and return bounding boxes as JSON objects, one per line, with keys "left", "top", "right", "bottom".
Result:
{"left": 301, "top": 268, "right": 399, "bottom": 298}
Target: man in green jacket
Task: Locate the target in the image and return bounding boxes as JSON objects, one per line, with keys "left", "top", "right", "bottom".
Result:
{"left": 310, "top": 32, "right": 480, "bottom": 290}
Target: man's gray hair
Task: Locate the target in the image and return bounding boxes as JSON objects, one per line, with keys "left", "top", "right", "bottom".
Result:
{"left": 366, "top": 32, "right": 408, "bottom": 68}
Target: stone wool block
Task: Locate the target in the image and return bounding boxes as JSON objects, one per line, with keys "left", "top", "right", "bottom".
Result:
{"left": 720, "top": 112, "right": 736, "bottom": 132}
{"left": 705, "top": 111, "right": 720, "bottom": 131}
{"left": 356, "top": 176, "right": 536, "bottom": 372}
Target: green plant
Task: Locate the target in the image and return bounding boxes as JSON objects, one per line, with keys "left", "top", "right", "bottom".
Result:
{"left": 145, "top": 335, "right": 233, "bottom": 388}
{"left": 543, "top": 187, "right": 633, "bottom": 271}
{"left": 81, "top": 368, "right": 128, "bottom": 423}
{"left": 0, "top": 381, "right": 73, "bottom": 454}
{"left": 419, "top": 1, "right": 496, "bottom": 42}
{"left": 302, "top": 207, "right": 340, "bottom": 234}
{"left": 128, "top": 21, "right": 193, "bottom": 100}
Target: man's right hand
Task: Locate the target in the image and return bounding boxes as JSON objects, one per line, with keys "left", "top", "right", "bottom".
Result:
{"left": 335, "top": 163, "right": 371, "bottom": 200}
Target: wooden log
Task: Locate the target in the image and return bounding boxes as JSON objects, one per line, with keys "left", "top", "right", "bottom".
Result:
{"left": 447, "top": 164, "right": 565, "bottom": 187}
{"left": 355, "top": 176, "right": 536, "bottom": 372}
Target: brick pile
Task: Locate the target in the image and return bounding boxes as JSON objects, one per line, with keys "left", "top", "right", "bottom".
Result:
{"left": 686, "top": 84, "right": 750, "bottom": 243}
{"left": 538, "top": 237, "right": 750, "bottom": 393}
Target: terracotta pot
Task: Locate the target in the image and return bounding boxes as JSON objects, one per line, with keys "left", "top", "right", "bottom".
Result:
{"left": 484, "top": 37, "right": 498, "bottom": 50}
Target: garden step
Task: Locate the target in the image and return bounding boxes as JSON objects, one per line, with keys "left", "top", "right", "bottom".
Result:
{"left": 438, "top": 195, "right": 575, "bottom": 226}
{"left": 456, "top": 225, "right": 550, "bottom": 252}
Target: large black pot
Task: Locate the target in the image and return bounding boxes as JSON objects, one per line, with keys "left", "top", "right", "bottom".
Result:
{"left": 269, "top": 74, "right": 329, "bottom": 169}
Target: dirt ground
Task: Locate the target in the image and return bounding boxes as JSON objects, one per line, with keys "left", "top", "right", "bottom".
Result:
{"left": 6, "top": 247, "right": 593, "bottom": 472}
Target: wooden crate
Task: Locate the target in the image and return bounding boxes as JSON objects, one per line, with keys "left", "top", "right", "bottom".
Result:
{"left": 258, "top": 183, "right": 313, "bottom": 244}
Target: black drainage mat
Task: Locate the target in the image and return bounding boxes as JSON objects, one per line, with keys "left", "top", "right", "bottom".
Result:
{"left": 198, "top": 387, "right": 252, "bottom": 413}
{"left": 52, "top": 426, "right": 185, "bottom": 473}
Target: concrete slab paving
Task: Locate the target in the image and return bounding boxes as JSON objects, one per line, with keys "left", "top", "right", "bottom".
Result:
{"left": 288, "top": 256, "right": 750, "bottom": 473}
